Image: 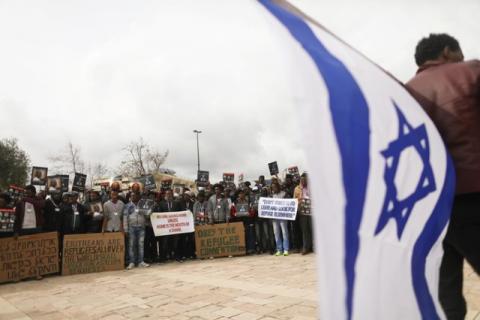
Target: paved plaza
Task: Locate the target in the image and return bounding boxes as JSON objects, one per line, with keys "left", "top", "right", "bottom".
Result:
{"left": 0, "top": 254, "right": 478, "bottom": 320}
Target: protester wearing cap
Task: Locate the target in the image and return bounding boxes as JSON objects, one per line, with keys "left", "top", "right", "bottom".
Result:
{"left": 102, "top": 190, "right": 125, "bottom": 233}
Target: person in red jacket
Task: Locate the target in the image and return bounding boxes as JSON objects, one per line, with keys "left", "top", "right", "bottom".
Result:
{"left": 406, "top": 33, "right": 480, "bottom": 320}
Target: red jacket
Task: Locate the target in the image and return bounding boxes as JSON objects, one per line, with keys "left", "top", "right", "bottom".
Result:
{"left": 406, "top": 60, "right": 480, "bottom": 194}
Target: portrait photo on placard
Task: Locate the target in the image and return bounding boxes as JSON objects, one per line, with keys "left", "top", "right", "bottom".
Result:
{"left": 31, "top": 167, "right": 48, "bottom": 185}
{"left": 47, "top": 176, "right": 61, "bottom": 190}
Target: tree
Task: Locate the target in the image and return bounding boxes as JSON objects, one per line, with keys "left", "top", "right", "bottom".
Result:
{"left": 49, "top": 141, "right": 85, "bottom": 176}
{"left": 117, "top": 137, "right": 168, "bottom": 177}
{"left": 0, "top": 138, "right": 30, "bottom": 190}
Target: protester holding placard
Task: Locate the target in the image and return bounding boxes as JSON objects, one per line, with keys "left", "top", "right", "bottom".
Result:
{"left": 61, "top": 192, "right": 87, "bottom": 235}
{"left": 178, "top": 191, "right": 196, "bottom": 259}
{"left": 124, "top": 192, "right": 150, "bottom": 270}
{"left": 253, "top": 187, "right": 275, "bottom": 254}
{"left": 294, "top": 173, "right": 313, "bottom": 255}
{"left": 14, "top": 185, "right": 45, "bottom": 237}
{"left": 207, "top": 184, "right": 230, "bottom": 224}
{"left": 154, "top": 189, "right": 181, "bottom": 262}
{"left": 44, "top": 189, "right": 63, "bottom": 232}
{"left": 193, "top": 191, "right": 208, "bottom": 226}
{"left": 83, "top": 190, "right": 104, "bottom": 233}
{"left": 271, "top": 182, "right": 289, "bottom": 256}
{"left": 231, "top": 189, "right": 256, "bottom": 254}
{"left": 284, "top": 174, "right": 302, "bottom": 253}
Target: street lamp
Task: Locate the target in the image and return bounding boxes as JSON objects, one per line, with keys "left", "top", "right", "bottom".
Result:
{"left": 193, "top": 130, "right": 202, "bottom": 172}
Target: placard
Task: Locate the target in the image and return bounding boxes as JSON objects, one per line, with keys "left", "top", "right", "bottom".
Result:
{"left": 299, "top": 198, "right": 312, "bottom": 215}
{"left": 150, "top": 211, "right": 194, "bottom": 237}
{"left": 288, "top": 166, "right": 300, "bottom": 178}
{"left": 197, "top": 170, "right": 209, "bottom": 187}
{"left": 161, "top": 179, "right": 173, "bottom": 191}
{"left": 31, "top": 166, "right": 48, "bottom": 185}
{"left": 0, "top": 208, "right": 15, "bottom": 233}
{"left": 195, "top": 222, "right": 246, "bottom": 258}
{"left": 268, "top": 161, "right": 279, "bottom": 176}
{"left": 72, "top": 172, "right": 87, "bottom": 192}
{"left": 47, "top": 175, "right": 61, "bottom": 191}
{"left": 7, "top": 185, "right": 25, "bottom": 205}
{"left": 60, "top": 175, "right": 69, "bottom": 192}
{"left": 62, "top": 232, "right": 124, "bottom": 276}
{"left": 136, "top": 174, "right": 156, "bottom": 191}
{"left": 223, "top": 173, "right": 234, "bottom": 183}
{"left": 0, "top": 232, "right": 59, "bottom": 283}
{"left": 258, "top": 197, "right": 298, "bottom": 221}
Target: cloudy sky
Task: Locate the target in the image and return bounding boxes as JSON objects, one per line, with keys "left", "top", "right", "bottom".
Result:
{"left": 1, "top": 0, "right": 479, "bottom": 183}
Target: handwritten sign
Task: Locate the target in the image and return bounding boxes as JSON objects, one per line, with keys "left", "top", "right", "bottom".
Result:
{"left": 62, "top": 232, "right": 124, "bottom": 275}
{"left": 150, "top": 211, "right": 194, "bottom": 237}
{"left": 0, "top": 232, "right": 59, "bottom": 283}
{"left": 258, "top": 197, "right": 298, "bottom": 221}
{"left": 195, "top": 222, "right": 245, "bottom": 258}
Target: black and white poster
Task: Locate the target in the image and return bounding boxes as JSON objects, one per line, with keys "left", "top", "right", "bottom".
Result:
{"left": 136, "top": 174, "right": 156, "bottom": 190}
{"left": 161, "top": 179, "right": 173, "bottom": 191}
{"left": 72, "top": 173, "right": 87, "bottom": 192}
{"left": 268, "top": 161, "right": 279, "bottom": 176}
{"left": 31, "top": 166, "right": 48, "bottom": 185}
{"left": 197, "top": 170, "right": 209, "bottom": 187}
{"left": 60, "top": 175, "right": 70, "bottom": 192}
{"left": 223, "top": 173, "right": 234, "bottom": 183}
{"left": 47, "top": 176, "right": 61, "bottom": 191}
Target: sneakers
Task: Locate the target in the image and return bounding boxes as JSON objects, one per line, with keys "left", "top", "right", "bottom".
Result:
{"left": 139, "top": 262, "right": 150, "bottom": 268}
{"left": 283, "top": 251, "right": 289, "bottom": 256}
{"left": 126, "top": 263, "right": 135, "bottom": 270}
{"left": 275, "top": 251, "right": 282, "bottom": 256}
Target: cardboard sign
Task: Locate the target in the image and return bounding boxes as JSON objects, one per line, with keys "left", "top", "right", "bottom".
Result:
{"left": 31, "top": 166, "right": 48, "bottom": 185}
{"left": 0, "top": 232, "right": 59, "bottom": 283}
{"left": 223, "top": 173, "right": 234, "bottom": 183}
{"left": 150, "top": 211, "right": 194, "bottom": 237}
{"left": 136, "top": 174, "right": 156, "bottom": 191}
{"left": 72, "top": 173, "right": 87, "bottom": 192}
{"left": 197, "top": 170, "right": 209, "bottom": 187}
{"left": 60, "top": 175, "right": 70, "bottom": 192}
{"left": 268, "top": 161, "right": 279, "bottom": 176}
{"left": 195, "top": 222, "right": 246, "bottom": 259}
{"left": 0, "top": 208, "right": 15, "bottom": 233}
{"left": 258, "top": 197, "right": 298, "bottom": 221}
{"left": 62, "top": 232, "right": 124, "bottom": 276}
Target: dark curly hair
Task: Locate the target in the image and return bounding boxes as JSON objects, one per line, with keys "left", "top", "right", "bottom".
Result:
{"left": 414, "top": 33, "right": 461, "bottom": 66}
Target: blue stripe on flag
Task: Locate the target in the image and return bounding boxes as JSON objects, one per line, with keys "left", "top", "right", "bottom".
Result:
{"left": 411, "top": 154, "right": 455, "bottom": 320}
{"left": 259, "top": 1, "right": 370, "bottom": 319}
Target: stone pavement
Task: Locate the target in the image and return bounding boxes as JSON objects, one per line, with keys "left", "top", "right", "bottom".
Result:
{"left": 0, "top": 254, "right": 478, "bottom": 320}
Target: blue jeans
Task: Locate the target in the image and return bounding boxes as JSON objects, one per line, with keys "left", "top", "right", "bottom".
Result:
{"left": 128, "top": 226, "right": 145, "bottom": 265}
{"left": 272, "top": 220, "right": 289, "bottom": 252}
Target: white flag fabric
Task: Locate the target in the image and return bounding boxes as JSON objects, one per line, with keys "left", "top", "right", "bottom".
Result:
{"left": 259, "top": 1, "right": 456, "bottom": 319}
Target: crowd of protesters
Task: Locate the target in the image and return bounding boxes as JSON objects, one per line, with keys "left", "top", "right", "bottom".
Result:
{"left": 0, "top": 172, "right": 313, "bottom": 272}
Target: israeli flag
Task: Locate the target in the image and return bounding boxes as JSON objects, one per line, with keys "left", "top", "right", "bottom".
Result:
{"left": 259, "top": 1, "right": 455, "bottom": 319}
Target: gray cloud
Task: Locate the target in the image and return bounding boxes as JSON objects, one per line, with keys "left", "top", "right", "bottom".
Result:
{"left": 1, "top": 0, "right": 479, "bottom": 184}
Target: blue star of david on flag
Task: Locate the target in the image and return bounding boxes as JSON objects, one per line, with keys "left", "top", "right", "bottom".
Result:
{"left": 375, "top": 102, "right": 437, "bottom": 240}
